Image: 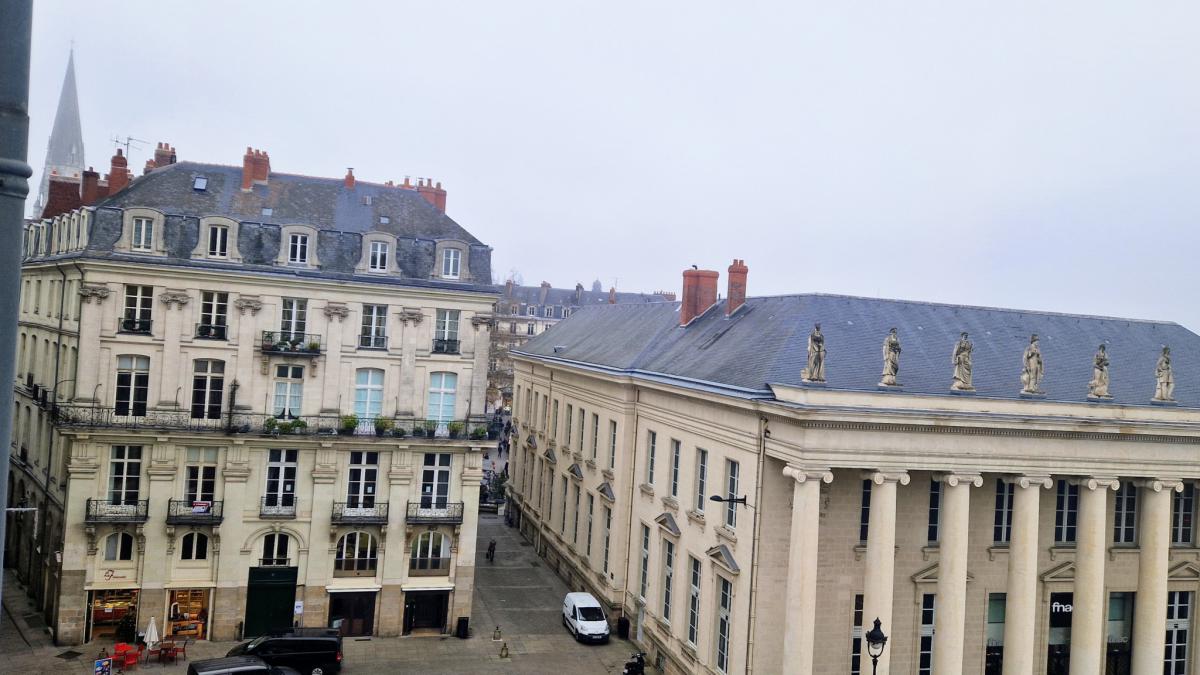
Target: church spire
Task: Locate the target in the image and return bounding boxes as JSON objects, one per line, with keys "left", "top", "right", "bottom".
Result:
{"left": 36, "top": 49, "right": 86, "bottom": 215}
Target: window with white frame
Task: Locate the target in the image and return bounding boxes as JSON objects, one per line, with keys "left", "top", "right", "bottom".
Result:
{"left": 662, "top": 539, "right": 675, "bottom": 623}
{"left": 180, "top": 532, "right": 209, "bottom": 561}
{"left": 264, "top": 449, "right": 297, "bottom": 510}
{"left": 273, "top": 365, "right": 304, "bottom": 417}
{"left": 280, "top": 298, "right": 307, "bottom": 337}
{"left": 565, "top": 404, "right": 573, "bottom": 447}
{"left": 918, "top": 593, "right": 935, "bottom": 675}
{"left": 603, "top": 505, "right": 612, "bottom": 573}
{"left": 122, "top": 284, "right": 153, "bottom": 332}
{"left": 108, "top": 445, "right": 142, "bottom": 504}
{"left": 1173, "top": 483, "right": 1195, "bottom": 545}
{"left": 687, "top": 556, "right": 701, "bottom": 646}
{"left": 132, "top": 217, "right": 154, "bottom": 251}
{"left": 994, "top": 479, "right": 1015, "bottom": 544}
{"left": 435, "top": 309, "right": 460, "bottom": 349}
{"left": 576, "top": 407, "right": 585, "bottom": 453}
{"left": 544, "top": 306, "right": 553, "bottom": 318}
{"left": 190, "top": 359, "right": 225, "bottom": 420}
{"left": 262, "top": 532, "right": 290, "bottom": 565}
{"left": 369, "top": 241, "right": 389, "bottom": 271}
{"left": 288, "top": 233, "right": 309, "bottom": 264}
{"left": 639, "top": 524, "right": 650, "bottom": 600}
{"left": 724, "top": 459, "right": 740, "bottom": 528}
{"left": 646, "top": 431, "right": 657, "bottom": 485}
{"left": 526, "top": 322, "right": 534, "bottom": 335}
{"left": 105, "top": 532, "right": 134, "bottom": 561}
{"left": 360, "top": 304, "right": 387, "bottom": 348}
{"left": 1113, "top": 482, "right": 1137, "bottom": 545}
{"left": 184, "top": 447, "right": 218, "bottom": 502}
{"left": 1055, "top": 480, "right": 1079, "bottom": 544}
{"left": 695, "top": 448, "right": 708, "bottom": 512}
{"left": 354, "top": 368, "right": 384, "bottom": 423}
{"left": 347, "top": 451, "right": 378, "bottom": 508}
{"left": 560, "top": 476, "right": 567, "bottom": 535}
{"left": 851, "top": 594, "right": 864, "bottom": 675}
{"left": 208, "top": 224, "right": 229, "bottom": 258}
{"left": 927, "top": 479, "right": 941, "bottom": 544}
{"left": 115, "top": 355, "right": 150, "bottom": 416}
{"left": 551, "top": 400, "right": 559, "bottom": 440}
{"left": 670, "top": 440, "right": 681, "bottom": 498}
{"left": 411, "top": 531, "right": 449, "bottom": 571}
{"left": 716, "top": 576, "right": 733, "bottom": 673}
{"left": 585, "top": 493, "right": 594, "bottom": 558}
{"left": 427, "top": 372, "right": 457, "bottom": 422}
{"left": 591, "top": 414, "right": 599, "bottom": 460}
{"left": 572, "top": 484, "right": 580, "bottom": 544}
{"left": 526, "top": 306, "right": 536, "bottom": 317}
{"left": 334, "top": 531, "right": 377, "bottom": 573}
{"left": 199, "top": 291, "right": 228, "bottom": 338}
{"left": 609, "top": 420, "right": 617, "bottom": 469}
{"left": 442, "top": 248, "right": 462, "bottom": 279}
{"left": 421, "top": 453, "right": 452, "bottom": 509}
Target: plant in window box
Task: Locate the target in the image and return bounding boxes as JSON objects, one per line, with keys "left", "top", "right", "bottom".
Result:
{"left": 262, "top": 417, "right": 279, "bottom": 436}
{"left": 448, "top": 421, "right": 465, "bottom": 439}
{"left": 276, "top": 420, "right": 295, "bottom": 434}
{"left": 339, "top": 414, "right": 359, "bottom": 435}
{"left": 289, "top": 419, "right": 308, "bottom": 434}
{"left": 469, "top": 426, "right": 488, "bottom": 440}
{"left": 374, "top": 417, "right": 393, "bottom": 437}
{"left": 392, "top": 426, "right": 407, "bottom": 438}
{"left": 423, "top": 419, "right": 438, "bottom": 437}
{"left": 306, "top": 341, "right": 321, "bottom": 352}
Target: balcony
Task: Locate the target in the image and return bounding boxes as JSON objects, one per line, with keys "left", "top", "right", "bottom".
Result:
{"left": 406, "top": 501, "right": 464, "bottom": 525}
{"left": 166, "top": 499, "right": 224, "bottom": 525}
{"left": 432, "top": 338, "right": 460, "bottom": 354}
{"left": 261, "top": 331, "right": 322, "bottom": 355}
{"left": 85, "top": 499, "right": 149, "bottom": 523}
{"left": 409, "top": 557, "right": 451, "bottom": 577}
{"left": 118, "top": 317, "right": 152, "bottom": 335}
{"left": 195, "top": 323, "right": 229, "bottom": 340}
{"left": 260, "top": 496, "right": 298, "bottom": 519}
{"left": 358, "top": 334, "right": 388, "bottom": 349}
{"left": 331, "top": 501, "right": 389, "bottom": 525}
{"left": 259, "top": 557, "right": 291, "bottom": 567}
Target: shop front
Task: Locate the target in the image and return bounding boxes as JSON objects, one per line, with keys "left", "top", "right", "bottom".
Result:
{"left": 166, "top": 588, "right": 212, "bottom": 640}
{"left": 328, "top": 591, "right": 376, "bottom": 637}
{"left": 88, "top": 588, "right": 139, "bottom": 642}
{"left": 1047, "top": 592, "right": 1073, "bottom": 675}
{"left": 401, "top": 583, "right": 453, "bottom": 635}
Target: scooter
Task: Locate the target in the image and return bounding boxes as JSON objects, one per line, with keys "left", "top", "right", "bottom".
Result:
{"left": 622, "top": 652, "right": 646, "bottom": 675}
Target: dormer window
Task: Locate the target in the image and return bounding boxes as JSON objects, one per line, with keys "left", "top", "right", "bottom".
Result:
{"left": 369, "top": 241, "right": 389, "bottom": 272}
{"left": 544, "top": 306, "right": 554, "bottom": 318}
{"left": 208, "top": 225, "right": 229, "bottom": 258}
{"left": 527, "top": 306, "right": 536, "bottom": 317}
{"left": 288, "top": 234, "right": 309, "bottom": 264}
{"left": 132, "top": 217, "right": 154, "bottom": 252}
{"left": 442, "top": 248, "right": 461, "bottom": 279}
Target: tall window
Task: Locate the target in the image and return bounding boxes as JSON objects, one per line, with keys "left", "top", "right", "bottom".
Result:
{"left": 131, "top": 217, "right": 153, "bottom": 251}
{"left": 662, "top": 539, "right": 675, "bottom": 623}
{"left": 609, "top": 420, "right": 617, "bottom": 469}
{"left": 360, "top": 304, "right": 387, "bottom": 348}
{"left": 591, "top": 414, "right": 600, "bottom": 460}
{"left": 108, "top": 445, "right": 142, "bottom": 504}
{"left": 208, "top": 225, "right": 228, "bottom": 258}
{"left": 1055, "top": 480, "right": 1079, "bottom": 544}
{"left": 347, "top": 451, "right": 378, "bottom": 508}
{"left": 262, "top": 532, "right": 290, "bottom": 565}
{"left": 442, "top": 248, "right": 461, "bottom": 279}
{"left": 105, "top": 533, "right": 134, "bottom": 561}
{"left": 560, "top": 477, "right": 568, "bottom": 535}
{"left": 180, "top": 532, "right": 209, "bottom": 561}
{"left": 851, "top": 594, "right": 864, "bottom": 675}
{"left": 411, "top": 531, "right": 448, "bottom": 571}
{"left": 724, "top": 459, "right": 740, "bottom": 528}
{"left": 185, "top": 448, "right": 218, "bottom": 502}
{"left": 335, "top": 532, "right": 377, "bottom": 573}
{"left": 572, "top": 484, "right": 580, "bottom": 544}
{"left": 602, "top": 506, "right": 612, "bottom": 573}
{"left": 427, "top": 372, "right": 457, "bottom": 422}
{"left": 551, "top": 400, "right": 560, "bottom": 440}
{"left": 421, "top": 453, "right": 451, "bottom": 508}
{"left": 368, "top": 241, "right": 389, "bottom": 271}
{"left": 695, "top": 448, "right": 709, "bottom": 512}
{"left": 994, "top": 479, "right": 1015, "bottom": 544}
{"left": 670, "top": 440, "right": 681, "bottom": 498}
{"left": 860, "top": 480, "right": 872, "bottom": 543}
{"left": 565, "top": 404, "right": 573, "bottom": 446}
{"left": 526, "top": 322, "right": 534, "bottom": 335}
{"left": 639, "top": 524, "right": 650, "bottom": 600}
{"left": 273, "top": 365, "right": 304, "bottom": 417}
{"left": 280, "top": 298, "right": 307, "bottom": 337}
{"left": 264, "top": 449, "right": 297, "bottom": 509}
{"left": 645, "top": 431, "right": 657, "bottom": 485}
{"left": 716, "top": 576, "right": 733, "bottom": 673}
{"left": 927, "top": 479, "right": 941, "bottom": 544}
{"left": 1166, "top": 591, "right": 1192, "bottom": 674}
{"left": 199, "top": 291, "right": 228, "bottom": 338}
{"left": 687, "top": 556, "right": 702, "bottom": 646}
{"left": 585, "top": 493, "right": 594, "bottom": 558}
{"left": 115, "top": 355, "right": 150, "bottom": 416}
{"left": 190, "top": 359, "right": 225, "bottom": 419}
{"left": 354, "top": 369, "right": 384, "bottom": 422}
{"left": 918, "top": 594, "right": 936, "bottom": 675}
{"left": 1113, "top": 483, "right": 1137, "bottom": 545}
{"left": 122, "top": 285, "right": 153, "bottom": 332}
{"left": 288, "top": 233, "right": 309, "bottom": 264}
{"left": 986, "top": 593, "right": 1006, "bottom": 671}
{"left": 434, "top": 309, "right": 460, "bottom": 351}
{"left": 1173, "top": 483, "right": 1195, "bottom": 545}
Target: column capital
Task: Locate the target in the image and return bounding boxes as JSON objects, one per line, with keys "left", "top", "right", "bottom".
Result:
{"left": 1002, "top": 474, "right": 1053, "bottom": 489}
{"left": 1135, "top": 478, "right": 1185, "bottom": 493}
{"left": 935, "top": 472, "right": 983, "bottom": 488}
{"left": 1069, "top": 476, "right": 1120, "bottom": 491}
{"left": 863, "top": 470, "right": 910, "bottom": 486}
{"left": 783, "top": 465, "right": 833, "bottom": 485}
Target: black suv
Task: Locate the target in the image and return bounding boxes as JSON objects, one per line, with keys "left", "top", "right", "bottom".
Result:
{"left": 187, "top": 656, "right": 300, "bottom": 675}
{"left": 226, "top": 629, "right": 343, "bottom": 675}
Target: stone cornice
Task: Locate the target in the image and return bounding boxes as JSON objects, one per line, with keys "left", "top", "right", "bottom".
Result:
{"left": 793, "top": 418, "right": 1200, "bottom": 445}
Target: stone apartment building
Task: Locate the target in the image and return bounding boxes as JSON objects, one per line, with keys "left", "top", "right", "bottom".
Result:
{"left": 509, "top": 260, "right": 1200, "bottom": 675}
{"left": 12, "top": 143, "right": 496, "bottom": 645}
{"left": 488, "top": 280, "right": 672, "bottom": 409}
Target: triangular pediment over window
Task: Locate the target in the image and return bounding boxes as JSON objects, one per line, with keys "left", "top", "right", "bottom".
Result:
{"left": 567, "top": 463, "right": 583, "bottom": 480}
{"left": 707, "top": 544, "right": 740, "bottom": 575}
{"left": 597, "top": 482, "right": 616, "bottom": 502}
{"left": 1041, "top": 561, "right": 1075, "bottom": 582}
{"left": 526, "top": 434, "right": 538, "bottom": 450}
{"left": 1169, "top": 561, "right": 1200, "bottom": 580}
{"left": 655, "top": 512, "right": 681, "bottom": 537}
{"left": 543, "top": 447, "right": 556, "bottom": 464}
{"left": 911, "top": 562, "right": 975, "bottom": 584}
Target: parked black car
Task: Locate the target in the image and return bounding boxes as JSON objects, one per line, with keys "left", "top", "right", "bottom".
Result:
{"left": 188, "top": 656, "right": 301, "bottom": 675}
{"left": 226, "top": 629, "right": 343, "bottom": 675}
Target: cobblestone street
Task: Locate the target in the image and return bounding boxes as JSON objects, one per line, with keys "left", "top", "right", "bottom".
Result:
{"left": 0, "top": 510, "right": 647, "bottom": 674}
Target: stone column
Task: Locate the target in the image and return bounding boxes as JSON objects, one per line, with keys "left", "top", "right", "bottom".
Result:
{"left": 395, "top": 308, "right": 423, "bottom": 416}
{"left": 1131, "top": 478, "right": 1182, "bottom": 675}
{"left": 379, "top": 449, "right": 414, "bottom": 636}
{"left": 1070, "top": 477, "right": 1119, "bottom": 675}
{"left": 933, "top": 472, "right": 982, "bottom": 674}
{"left": 231, "top": 295, "right": 263, "bottom": 415}
{"left": 1002, "top": 475, "right": 1052, "bottom": 675}
{"left": 212, "top": 442, "right": 251, "bottom": 640}
{"left": 319, "top": 303, "right": 349, "bottom": 414}
{"left": 862, "top": 470, "right": 909, "bottom": 675}
{"left": 780, "top": 465, "right": 833, "bottom": 675}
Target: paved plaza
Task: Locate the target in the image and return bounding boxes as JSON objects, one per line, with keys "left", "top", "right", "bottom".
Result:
{"left": 0, "top": 511, "right": 649, "bottom": 674}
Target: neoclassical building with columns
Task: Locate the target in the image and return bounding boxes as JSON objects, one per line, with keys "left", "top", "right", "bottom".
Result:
{"left": 13, "top": 146, "right": 496, "bottom": 644}
{"left": 508, "top": 261, "right": 1200, "bottom": 675}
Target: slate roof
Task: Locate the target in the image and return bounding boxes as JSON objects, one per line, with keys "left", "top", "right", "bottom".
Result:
{"left": 501, "top": 283, "right": 669, "bottom": 311}
{"left": 514, "top": 293, "right": 1200, "bottom": 408}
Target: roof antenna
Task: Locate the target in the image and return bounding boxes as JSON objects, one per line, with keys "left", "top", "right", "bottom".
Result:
{"left": 110, "top": 135, "right": 149, "bottom": 158}
{"left": 691, "top": 264, "right": 698, "bottom": 269}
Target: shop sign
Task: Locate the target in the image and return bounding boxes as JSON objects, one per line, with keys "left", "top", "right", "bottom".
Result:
{"left": 102, "top": 569, "right": 128, "bottom": 581}
{"left": 94, "top": 657, "right": 112, "bottom": 675}
{"left": 294, "top": 601, "right": 304, "bottom": 615}
{"left": 191, "top": 501, "right": 212, "bottom": 514}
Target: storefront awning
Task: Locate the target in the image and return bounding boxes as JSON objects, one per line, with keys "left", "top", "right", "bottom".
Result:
{"left": 401, "top": 579, "right": 455, "bottom": 592}
{"left": 325, "top": 579, "right": 382, "bottom": 593}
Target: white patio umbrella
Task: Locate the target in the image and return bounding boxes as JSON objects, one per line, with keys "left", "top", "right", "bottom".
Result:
{"left": 144, "top": 616, "right": 160, "bottom": 647}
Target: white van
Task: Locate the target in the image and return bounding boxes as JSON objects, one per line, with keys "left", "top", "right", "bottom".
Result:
{"left": 562, "top": 592, "right": 610, "bottom": 643}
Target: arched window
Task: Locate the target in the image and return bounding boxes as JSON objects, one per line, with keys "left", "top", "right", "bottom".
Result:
{"left": 180, "top": 532, "right": 209, "bottom": 560}
{"left": 262, "top": 533, "right": 290, "bottom": 566}
{"left": 334, "top": 532, "right": 377, "bottom": 575}
{"left": 354, "top": 369, "right": 384, "bottom": 422}
{"left": 105, "top": 532, "right": 134, "bottom": 561}
{"left": 410, "top": 531, "right": 449, "bottom": 573}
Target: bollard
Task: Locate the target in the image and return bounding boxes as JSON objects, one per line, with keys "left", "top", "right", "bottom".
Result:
{"left": 500, "top": 642, "right": 510, "bottom": 658}
{"left": 493, "top": 625, "right": 502, "bottom": 641}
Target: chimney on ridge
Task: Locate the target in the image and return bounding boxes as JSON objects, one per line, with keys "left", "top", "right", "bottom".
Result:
{"left": 153, "top": 142, "right": 176, "bottom": 168}
{"left": 505, "top": 279, "right": 514, "bottom": 297}
{"left": 106, "top": 149, "right": 130, "bottom": 193}
{"left": 538, "top": 281, "right": 551, "bottom": 306}
{"left": 608, "top": 287, "right": 616, "bottom": 304}
{"left": 416, "top": 178, "right": 447, "bottom": 212}
{"left": 80, "top": 167, "right": 101, "bottom": 204}
{"left": 726, "top": 259, "right": 748, "bottom": 316}
{"left": 242, "top": 147, "right": 271, "bottom": 191}
{"left": 345, "top": 168, "right": 356, "bottom": 189}
{"left": 574, "top": 283, "right": 584, "bottom": 305}
{"left": 680, "top": 267, "right": 719, "bottom": 326}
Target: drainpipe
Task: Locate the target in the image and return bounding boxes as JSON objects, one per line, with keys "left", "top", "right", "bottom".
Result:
{"left": 620, "top": 388, "right": 642, "bottom": 639}
{"left": 0, "top": 0, "right": 33, "bottom": 603}
{"left": 48, "top": 263, "right": 68, "bottom": 486}
{"left": 743, "top": 415, "right": 769, "bottom": 675}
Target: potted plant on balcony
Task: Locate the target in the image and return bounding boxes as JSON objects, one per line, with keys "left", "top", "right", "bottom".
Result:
{"left": 307, "top": 340, "right": 321, "bottom": 352}
{"left": 339, "top": 414, "right": 359, "bottom": 435}
{"left": 374, "top": 417, "right": 393, "bottom": 437}
{"left": 392, "top": 426, "right": 408, "bottom": 438}
{"left": 469, "top": 426, "right": 487, "bottom": 440}
{"left": 263, "top": 417, "right": 279, "bottom": 436}
{"left": 290, "top": 419, "right": 308, "bottom": 434}
{"left": 276, "top": 420, "right": 295, "bottom": 434}
{"left": 448, "top": 421, "right": 465, "bottom": 439}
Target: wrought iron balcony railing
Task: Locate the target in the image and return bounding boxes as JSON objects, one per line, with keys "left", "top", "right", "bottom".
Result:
{"left": 406, "top": 501, "right": 464, "bottom": 525}
{"left": 260, "top": 496, "right": 298, "bottom": 519}
{"left": 409, "top": 557, "right": 451, "bottom": 576}
{"left": 332, "top": 501, "right": 389, "bottom": 525}
{"left": 85, "top": 499, "right": 150, "bottom": 523}
{"left": 358, "top": 334, "right": 388, "bottom": 349}
{"left": 261, "top": 332, "right": 322, "bottom": 355}
{"left": 432, "top": 338, "right": 460, "bottom": 354}
{"left": 118, "top": 317, "right": 152, "bottom": 334}
{"left": 195, "top": 323, "right": 229, "bottom": 340}
{"left": 166, "top": 499, "right": 224, "bottom": 525}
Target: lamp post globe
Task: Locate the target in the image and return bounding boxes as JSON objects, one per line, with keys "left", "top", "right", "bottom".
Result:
{"left": 864, "top": 618, "right": 888, "bottom": 675}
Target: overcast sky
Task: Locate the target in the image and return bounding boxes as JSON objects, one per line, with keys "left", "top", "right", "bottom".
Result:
{"left": 26, "top": 2, "right": 1200, "bottom": 330}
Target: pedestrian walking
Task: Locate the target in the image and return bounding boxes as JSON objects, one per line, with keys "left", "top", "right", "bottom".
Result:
{"left": 487, "top": 539, "right": 496, "bottom": 563}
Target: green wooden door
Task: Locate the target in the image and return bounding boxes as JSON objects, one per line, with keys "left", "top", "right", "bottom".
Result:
{"left": 244, "top": 566, "right": 298, "bottom": 638}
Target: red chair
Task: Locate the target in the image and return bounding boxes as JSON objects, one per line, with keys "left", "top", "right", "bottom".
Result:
{"left": 143, "top": 644, "right": 160, "bottom": 664}
{"left": 122, "top": 650, "right": 139, "bottom": 670}
{"left": 177, "top": 637, "right": 189, "bottom": 661}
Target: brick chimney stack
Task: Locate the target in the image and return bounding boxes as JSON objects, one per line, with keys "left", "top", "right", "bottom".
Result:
{"left": 241, "top": 147, "right": 255, "bottom": 190}
{"left": 107, "top": 149, "right": 130, "bottom": 193}
{"left": 40, "top": 173, "right": 82, "bottom": 219}
{"left": 680, "top": 267, "right": 719, "bottom": 326}
{"left": 254, "top": 150, "right": 270, "bottom": 182}
{"left": 81, "top": 167, "right": 101, "bottom": 204}
{"left": 153, "top": 142, "right": 176, "bottom": 168}
{"left": 726, "top": 259, "right": 748, "bottom": 316}
{"left": 608, "top": 287, "right": 617, "bottom": 304}
{"left": 416, "top": 178, "right": 447, "bottom": 212}
{"left": 242, "top": 147, "right": 271, "bottom": 190}
{"left": 142, "top": 159, "right": 155, "bottom": 175}
{"left": 538, "top": 281, "right": 551, "bottom": 306}
{"left": 574, "top": 283, "right": 584, "bottom": 305}
{"left": 345, "top": 168, "right": 356, "bottom": 189}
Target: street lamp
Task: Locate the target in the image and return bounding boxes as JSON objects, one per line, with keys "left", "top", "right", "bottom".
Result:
{"left": 864, "top": 617, "right": 888, "bottom": 675}
{"left": 709, "top": 494, "right": 748, "bottom": 507}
